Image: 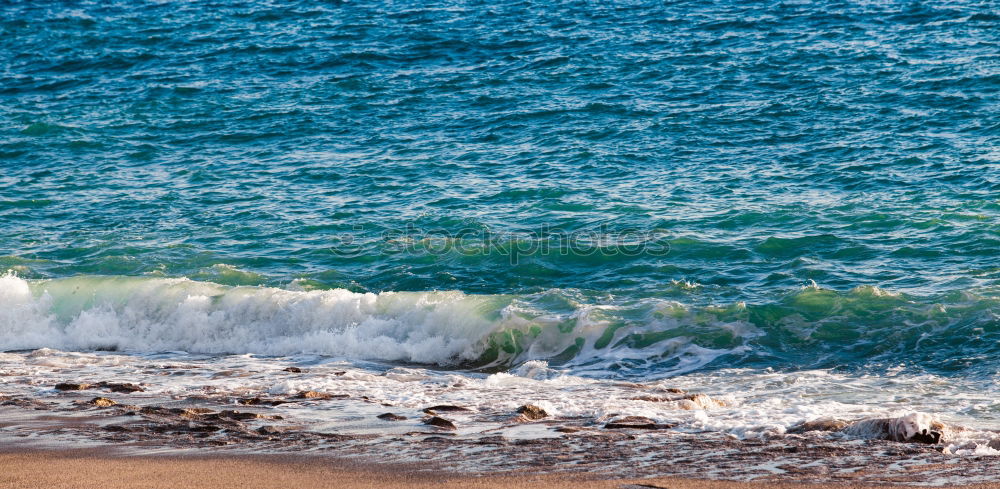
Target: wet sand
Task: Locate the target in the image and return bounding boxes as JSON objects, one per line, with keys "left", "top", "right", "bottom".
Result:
{"left": 4, "top": 450, "right": 1000, "bottom": 489}
{"left": 4, "top": 358, "right": 1000, "bottom": 487}
{"left": 5, "top": 384, "right": 1000, "bottom": 486}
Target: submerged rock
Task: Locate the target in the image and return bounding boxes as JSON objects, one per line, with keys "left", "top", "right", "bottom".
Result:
{"left": 677, "top": 394, "right": 726, "bottom": 409}
{"left": 792, "top": 413, "right": 950, "bottom": 444}
{"left": 94, "top": 382, "right": 145, "bottom": 393}
{"left": 214, "top": 410, "right": 281, "bottom": 421}
{"left": 296, "top": 391, "right": 348, "bottom": 400}
{"left": 516, "top": 404, "right": 548, "bottom": 420}
{"left": 237, "top": 397, "right": 288, "bottom": 406}
{"left": 424, "top": 416, "right": 457, "bottom": 430}
{"left": 298, "top": 390, "right": 327, "bottom": 399}
{"left": 139, "top": 406, "right": 214, "bottom": 419}
{"left": 55, "top": 383, "right": 91, "bottom": 391}
{"left": 256, "top": 425, "right": 286, "bottom": 435}
{"left": 604, "top": 416, "right": 675, "bottom": 430}
{"left": 788, "top": 418, "right": 850, "bottom": 434}
{"left": 183, "top": 407, "right": 216, "bottom": 416}
{"left": 841, "top": 413, "right": 946, "bottom": 444}
{"left": 282, "top": 367, "right": 303, "bottom": 373}
{"left": 422, "top": 405, "right": 471, "bottom": 414}
{"left": 377, "top": 413, "right": 407, "bottom": 421}
{"left": 630, "top": 393, "right": 726, "bottom": 410}
{"left": 0, "top": 397, "right": 52, "bottom": 410}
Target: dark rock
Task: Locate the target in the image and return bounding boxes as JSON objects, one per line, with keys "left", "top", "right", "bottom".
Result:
{"left": 910, "top": 430, "right": 942, "bottom": 444}
{"left": 314, "top": 432, "right": 355, "bottom": 442}
{"left": 516, "top": 404, "right": 548, "bottom": 420}
{"left": 89, "top": 397, "right": 117, "bottom": 408}
{"left": 103, "top": 425, "right": 131, "bottom": 432}
{"left": 421, "top": 436, "right": 452, "bottom": 442}
{"left": 237, "top": 397, "right": 287, "bottom": 406}
{"left": 378, "top": 413, "right": 407, "bottom": 421}
{"left": 555, "top": 426, "right": 581, "bottom": 433}
{"left": 94, "top": 382, "right": 144, "bottom": 393}
{"left": 139, "top": 406, "right": 172, "bottom": 416}
{"left": 212, "top": 410, "right": 282, "bottom": 421}
{"left": 210, "top": 370, "right": 241, "bottom": 379}
{"left": 139, "top": 406, "right": 213, "bottom": 419}
{"left": 603, "top": 416, "right": 674, "bottom": 430}
{"left": 255, "top": 426, "right": 284, "bottom": 435}
{"left": 218, "top": 410, "right": 264, "bottom": 421}
{"left": 296, "top": 391, "right": 348, "bottom": 400}
{"left": 55, "top": 383, "right": 91, "bottom": 391}
{"left": 282, "top": 367, "right": 303, "bottom": 373}
{"left": 424, "top": 416, "right": 457, "bottom": 430}
{"left": 422, "top": 405, "right": 471, "bottom": 414}
{"left": 238, "top": 397, "right": 263, "bottom": 405}
{"left": 476, "top": 435, "right": 506, "bottom": 445}
{"left": 181, "top": 408, "right": 215, "bottom": 418}
{"left": 787, "top": 418, "right": 850, "bottom": 434}
{"left": 1, "top": 398, "right": 52, "bottom": 409}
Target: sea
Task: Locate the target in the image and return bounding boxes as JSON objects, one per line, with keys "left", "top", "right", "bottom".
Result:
{"left": 1, "top": 0, "right": 999, "bottom": 477}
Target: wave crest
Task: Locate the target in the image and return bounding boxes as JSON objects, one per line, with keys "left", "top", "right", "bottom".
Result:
{"left": 1, "top": 274, "right": 997, "bottom": 376}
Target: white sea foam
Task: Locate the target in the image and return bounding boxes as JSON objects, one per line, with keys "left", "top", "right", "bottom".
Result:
{"left": 0, "top": 274, "right": 509, "bottom": 363}
{"left": 3, "top": 274, "right": 999, "bottom": 458}
{"left": 0, "top": 274, "right": 746, "bottom": 371}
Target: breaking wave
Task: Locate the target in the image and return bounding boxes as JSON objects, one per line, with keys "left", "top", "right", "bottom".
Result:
{"left": 1, "top": 273, "right": 997, "bottom": 377}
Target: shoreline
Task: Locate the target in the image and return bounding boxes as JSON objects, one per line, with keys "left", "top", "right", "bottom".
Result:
{"left": 4, "top": 349, "right": 1000, "bottom": 487}
{"left": 5, "top": 449, "right": 1000, "bottom": 489}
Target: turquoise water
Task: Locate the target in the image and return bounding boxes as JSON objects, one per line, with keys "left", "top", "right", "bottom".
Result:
{"left": 1, "top": 1, "right": 998, "bottom": 378}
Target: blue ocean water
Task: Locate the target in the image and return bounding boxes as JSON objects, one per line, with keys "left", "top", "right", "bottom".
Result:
{"left": 1, "top": 1, "right": 998, "bottom": 378}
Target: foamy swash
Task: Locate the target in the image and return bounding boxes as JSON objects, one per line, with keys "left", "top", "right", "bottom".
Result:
{"left": 1, "top": 273, "right": 997, "bottom": 377}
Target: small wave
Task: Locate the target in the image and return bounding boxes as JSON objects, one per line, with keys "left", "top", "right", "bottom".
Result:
{"left": 0, "top": 274, "right": 997, "bottom": 377}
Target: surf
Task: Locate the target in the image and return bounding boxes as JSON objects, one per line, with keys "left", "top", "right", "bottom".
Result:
{"left": 3, "top": 273, "right": 997, "bottom": 379}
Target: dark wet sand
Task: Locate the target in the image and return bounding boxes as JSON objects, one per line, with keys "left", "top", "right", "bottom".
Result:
{"left": 3, "top": 450, "right": 1000, "bottom": 489}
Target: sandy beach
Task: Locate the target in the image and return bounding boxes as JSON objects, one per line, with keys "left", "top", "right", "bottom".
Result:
{"left": 5, "top": 450, "right": 1000, "bottom": 489}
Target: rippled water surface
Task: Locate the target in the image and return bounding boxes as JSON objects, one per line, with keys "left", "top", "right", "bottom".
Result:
{"left": 1, "top": 1, "right": 998, "bottom": 380}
